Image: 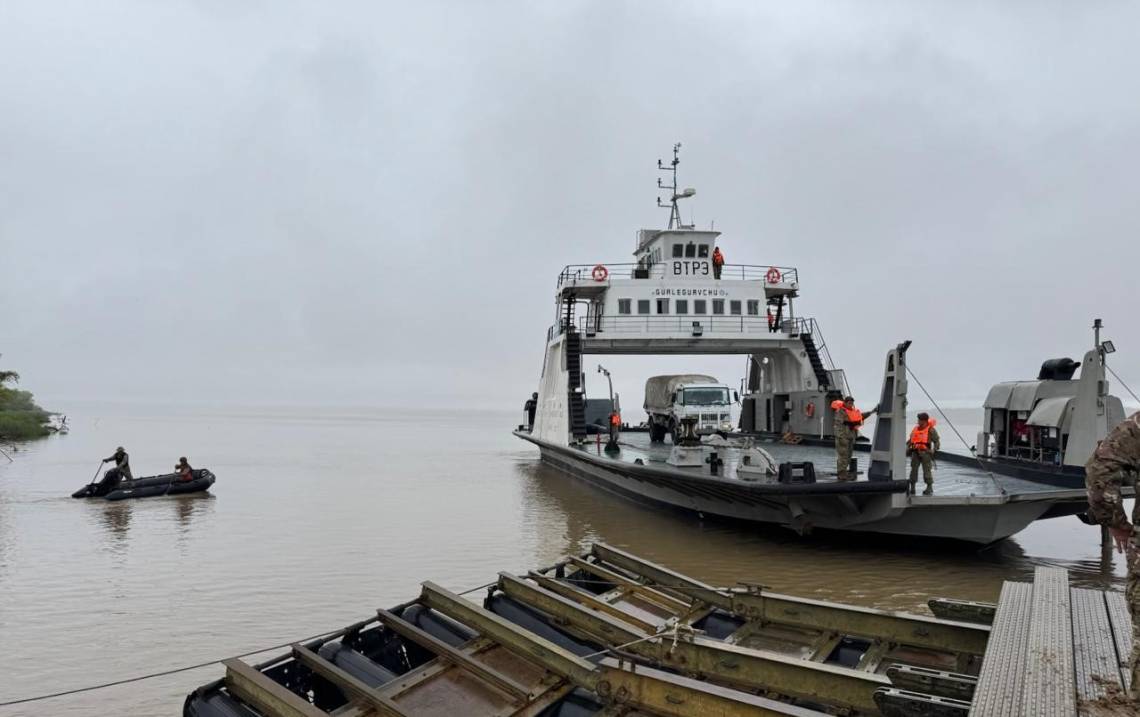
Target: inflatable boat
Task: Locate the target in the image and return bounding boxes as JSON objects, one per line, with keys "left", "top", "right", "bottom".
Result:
{"left": 71, "top": 468, "right": 216, "bottom": 501}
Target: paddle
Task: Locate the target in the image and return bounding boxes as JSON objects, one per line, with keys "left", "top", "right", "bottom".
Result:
{"left": 87, "top": 460, "right": 104, "bottom": 486}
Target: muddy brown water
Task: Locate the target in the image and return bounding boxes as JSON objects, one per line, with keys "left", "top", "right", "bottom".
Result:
{"left": 0, "top": 404, "right": 1128, "bottom": 715}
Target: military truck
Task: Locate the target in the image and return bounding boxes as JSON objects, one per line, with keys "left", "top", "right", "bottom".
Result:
{"left": 644, "top": 374, "right": 735, "bottom": 443}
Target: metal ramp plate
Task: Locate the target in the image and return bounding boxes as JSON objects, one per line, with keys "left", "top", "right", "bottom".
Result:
{"left": 1022, "top": 567, "right": 1076, "bottom": 716}
{"left": 968, "top": 581, "right": 1033, "bottom": 716}
{"left": 1071, "top": 587, "right": 1125, "bottom": 705}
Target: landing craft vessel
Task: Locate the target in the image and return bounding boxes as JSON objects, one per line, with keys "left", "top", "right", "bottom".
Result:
{"left": 183, "top": 543, "right": 1134, "bottom": 716}
{"left": 515, "top": 146, "right": 1104, "bottom": 545}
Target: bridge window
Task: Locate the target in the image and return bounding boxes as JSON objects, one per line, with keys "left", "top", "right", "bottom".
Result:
{"left": 730, "top": 300, "right": 742, "bottom": 315}
{"left": 672, "top": 243, "right": 683, "bottom": 258}
{"left": 694, "top": 299, "right": 707, "bottom": 314}
{"left": 676, "top": 300, "right": 689, "bottom": 314}
{"left": 747, "top": 300, "right": 760, "bottom": 315}
{"left": 656, "top": 298, "right": 670, "bottom": 314}
{"left": 637, "top": 300, "right": 651, "bottom": 314}
{"left": 698, "top": 244, "right": 709, "bottom": 258}
{"left": 618, "top": 299, "right": 631, "bottom": 315}
{"left": 685, "top": 243, "right": 696, "bottom": 258}
{"left": 712, "top": 299, "right": 725, "bottom": 315}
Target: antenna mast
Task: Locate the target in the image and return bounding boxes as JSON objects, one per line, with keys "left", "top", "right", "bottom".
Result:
{"left": 657, "top": 143, "right": 694, "bottom": 230}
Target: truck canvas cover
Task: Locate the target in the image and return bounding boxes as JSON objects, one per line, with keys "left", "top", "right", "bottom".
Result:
{"left": 644, "top": 374, "right": 719, "bottom": 412}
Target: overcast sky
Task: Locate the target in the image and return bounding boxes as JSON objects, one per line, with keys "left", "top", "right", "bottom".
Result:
{"left": 2, "top": 1, "right": 1136, "bottom": 413}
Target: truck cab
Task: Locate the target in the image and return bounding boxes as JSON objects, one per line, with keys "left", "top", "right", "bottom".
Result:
{"left": 644, "top": 374, "right": 735, "bottom": 443}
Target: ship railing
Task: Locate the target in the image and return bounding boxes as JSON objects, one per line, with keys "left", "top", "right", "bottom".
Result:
{"left": 574, "top": 315, "right": 787, "bottom": 336}
{"left": 557, "top": 263, "right": 798, "bottom": 288}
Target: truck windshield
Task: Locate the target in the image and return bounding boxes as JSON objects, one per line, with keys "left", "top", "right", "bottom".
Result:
{"left": 683, "top": 388, "right": 729, "bottom": 405}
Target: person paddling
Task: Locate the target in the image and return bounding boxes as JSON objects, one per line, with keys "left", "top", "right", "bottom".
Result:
{"left": 102, "top": 446, "right": 133, "bottom": 481}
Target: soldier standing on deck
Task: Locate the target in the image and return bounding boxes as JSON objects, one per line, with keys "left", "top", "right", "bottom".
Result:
{"left": 830, "top": 396, "right": 878, "bottom": 481}
{"left": 1085, "top": 409, "right": 1140, "bottom": 693}
{"left": 907, "top": 413, "right": 941, "bottom": 496}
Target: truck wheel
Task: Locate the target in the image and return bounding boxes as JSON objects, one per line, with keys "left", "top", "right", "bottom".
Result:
{"left": 649, "top": 424, "right": 664, "bottom": 443}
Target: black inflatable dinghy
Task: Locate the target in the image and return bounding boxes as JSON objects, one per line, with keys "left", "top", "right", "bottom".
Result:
{"left": 72, "top": 469, "right": 216, "bottom": 501}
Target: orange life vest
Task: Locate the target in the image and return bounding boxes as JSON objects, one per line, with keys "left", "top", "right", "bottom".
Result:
{"left": 830, "top": 400, "right": 863, "bottom": 428}
{"left": 910, "top": 421, "right": 936, "bottom": 451}
{"left": 712, "top": 249, "right": 724, "bottom": 266}
{"left": 610, "top": 413, "right": 621, "bottom": 426}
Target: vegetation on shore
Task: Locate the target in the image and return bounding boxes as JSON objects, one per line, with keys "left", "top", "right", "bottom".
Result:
{"left": 0, "top": 370, "right": 54, "bottom": 441}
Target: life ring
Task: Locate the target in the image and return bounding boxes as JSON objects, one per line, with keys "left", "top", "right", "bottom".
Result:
{"left": 805, "top": 402, "right": 815, "bottom": 418}
{"left": 765, "top": 267, "right": 782, "bottom": 284}
{"left": 592, "top": 264, "right": 609, "bottom": 281}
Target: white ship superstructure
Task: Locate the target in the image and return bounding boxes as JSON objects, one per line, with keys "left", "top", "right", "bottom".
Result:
{"left": 518, "top": 146, "right": 1103, "bottom": 544}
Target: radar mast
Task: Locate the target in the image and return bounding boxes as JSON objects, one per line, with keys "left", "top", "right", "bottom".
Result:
{"left": 657, "top": 143, "right": 695, "bottom": 230}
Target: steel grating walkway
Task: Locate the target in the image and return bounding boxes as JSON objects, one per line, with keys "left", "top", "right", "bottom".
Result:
{"left": 969, "top": 566, "right": 1133, "bottom": 716}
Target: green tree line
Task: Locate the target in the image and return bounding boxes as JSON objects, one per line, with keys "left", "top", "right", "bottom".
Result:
{"left": 0, "top": 370, "right": 54, "bottom": 441}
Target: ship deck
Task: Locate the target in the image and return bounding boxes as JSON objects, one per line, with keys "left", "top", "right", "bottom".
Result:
{"left": 578, "top": 431, "right": 1087, "bottom": 503}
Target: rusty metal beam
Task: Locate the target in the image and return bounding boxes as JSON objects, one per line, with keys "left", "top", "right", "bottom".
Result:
{"left": 731, "top": 592, "right": 990, "bottom": 656}
{"left": 591, "top": 543, "right": 732, "bottom": 610}
{"left": 591, "top": 542, "right": 989, "bottom": 656}
{"left": 375, "top": 608, "right": 531, "bottom": 701}
{"left": 526, "top": 571, "right": 658, "bottom": 633}
{"left": 497, "top": 572, "right": 888, "bottom": 713}
{"left": 595, "top": 659, "right": 828, "bottom": 717}
{"left": 419, "top": 580, "right": 599, "bottom": 689}
{"left": 223, "top": 658, "right": 327, "bottom": 717}
{"left": 290, "top": 644, "right": 407, "bottom": 716}
{"left": 565, "top": 556, "right": 691, "bottom": 610}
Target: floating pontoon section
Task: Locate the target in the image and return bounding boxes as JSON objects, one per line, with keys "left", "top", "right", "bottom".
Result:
{"left": 185, "top": 545, "right": 1131, "bottom": 717}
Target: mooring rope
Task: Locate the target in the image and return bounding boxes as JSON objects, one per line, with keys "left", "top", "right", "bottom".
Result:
{"left": 1106, "top": 364, "right": 1140, "bottom": 407}
{"left": 903, "top": 363, "right": 1006, "bottom": 496}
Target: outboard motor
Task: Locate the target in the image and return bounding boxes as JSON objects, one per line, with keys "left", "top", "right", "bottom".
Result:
{"left": 1038, "top": 357, "right": 1080, "bottom": 381}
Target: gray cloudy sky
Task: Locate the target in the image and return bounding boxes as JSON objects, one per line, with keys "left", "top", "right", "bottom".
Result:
{"left": 2, "top": 1, "right": 1137, "bottom": 412}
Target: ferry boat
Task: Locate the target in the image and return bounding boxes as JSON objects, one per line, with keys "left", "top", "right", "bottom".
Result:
{"left": 514, "top": 146, "right": 1100, "bottom": 545}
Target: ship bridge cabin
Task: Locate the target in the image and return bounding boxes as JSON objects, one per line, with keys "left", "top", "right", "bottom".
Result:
{"left": 543, "top": 226, "right": 852, "bottom": 444}
{"left": 555, "top": 227, "right": 800, "bottom": 353}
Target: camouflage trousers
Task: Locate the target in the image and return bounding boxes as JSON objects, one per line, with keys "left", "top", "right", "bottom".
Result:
{"left": 835, "top": 434, "right": 854, "bottom": 479}
{"left": 909, "top": 451, "right": 934, "bottom": 489}
{"left": 1128, "top": 546, "right": 1139, "bottom": 694}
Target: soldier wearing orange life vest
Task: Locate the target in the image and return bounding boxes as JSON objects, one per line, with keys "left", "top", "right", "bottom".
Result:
{"left": 830, "top": 396, "right": 878, "bottom": 481}
{"left": 712, "top": 247, "right": 725, "bottom": 279}
{"left": 907, "top": 412, "right": 941, "bottom": 495}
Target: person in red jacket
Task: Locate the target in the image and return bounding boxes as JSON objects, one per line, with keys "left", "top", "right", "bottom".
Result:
{"left": 712, "top": 247, "right": 725, "bottom": 279}
{"left": 907, "top": 413, "right": 941, "bottom": 495}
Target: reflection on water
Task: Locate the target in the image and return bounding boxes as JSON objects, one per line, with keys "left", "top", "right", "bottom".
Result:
{"left": 0, "top": 404, "right": 1127, "bottom": 716}
{"left": 515, "top": 455, "right": 1126, "bottom": 611}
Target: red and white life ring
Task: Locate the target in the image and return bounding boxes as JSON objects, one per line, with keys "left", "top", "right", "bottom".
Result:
{"left": 592, "top": 264, "right": 609, "bottom": 281}
{"left": 804, "top": 402, "right": 815, "bottom": 418}
{"left": 765, "top": 267, "right": 782, "bottom": 284}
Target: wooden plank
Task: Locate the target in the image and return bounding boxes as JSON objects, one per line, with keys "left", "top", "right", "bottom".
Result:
{"left": 1022, "top": 567, "right": 1076, "bottom": 716}
{"left": 1071, "top": 588, "right": 1124, "bottom": 707}
{"left": 1104, "top": 589, "right": 1134, "bottom": 692}
{"left": 968, "top": 581, "right": 1033, "bottom": 716}
{"left": 223, "top": 658, "right": 327, "bottom": 717}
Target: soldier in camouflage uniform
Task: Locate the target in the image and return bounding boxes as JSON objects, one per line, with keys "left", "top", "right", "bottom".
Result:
{"left": 1085, "top": 410, "right": 1140, "bottom": 693}
{"left": 831, "top": 396, "right": 878, "bottom": 481}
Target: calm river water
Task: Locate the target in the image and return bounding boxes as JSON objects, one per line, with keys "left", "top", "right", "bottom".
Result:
{"left": 0, "top": 403, "right": 1128, "bottom": 715}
